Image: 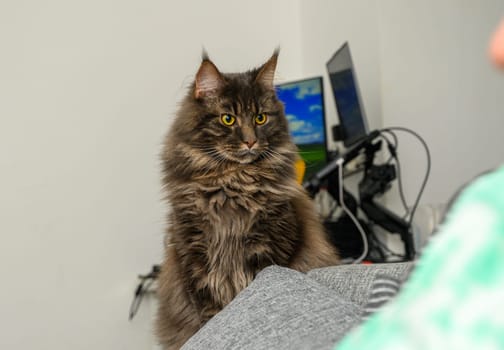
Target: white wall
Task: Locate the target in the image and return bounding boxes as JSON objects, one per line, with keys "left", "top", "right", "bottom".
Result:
{"left": 0, "top": 1, "right": 302, "bottom": 349}
{"left": 378, "top": 0, "right": 504, "bottom": 208}
{"left": 301, "top": 0, "right": 504, "bottom": 209}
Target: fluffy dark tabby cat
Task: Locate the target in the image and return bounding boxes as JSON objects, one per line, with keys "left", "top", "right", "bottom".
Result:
{"left": 156, "top": 51, "right": 340, "bottom": 349}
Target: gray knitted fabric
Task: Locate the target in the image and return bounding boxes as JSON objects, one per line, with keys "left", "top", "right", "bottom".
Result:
{"left": 362, "top": 274, "right": 402, "bottom": 318}
{"left": 307, "top": 262, "right": 413, "bottom": 307}
{"left": 182, "top": 265, "right": 363, "bottom": 350}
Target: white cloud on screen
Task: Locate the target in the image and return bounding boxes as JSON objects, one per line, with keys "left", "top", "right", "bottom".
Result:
{"left": 277, "top": 79, "right": 321, "bottom": 100}
{"left": 293, "top": 133, "right": 322, "bottom": 144}
{"left": 286, "top": 114, "right": 314, "bottom": 133}
{"left": 289, "top": 120, "right": 306, "bottom": 132}
{"left": 295, "top": 80, "right": 321, "bottom": 99}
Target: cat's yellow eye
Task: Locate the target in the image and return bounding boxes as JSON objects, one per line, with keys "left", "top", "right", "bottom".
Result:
{"left": 255, "top": 113, "right": 268, "bottom": 125}
{"left": 221, "top": 114, "right": 236, "bottom": 126}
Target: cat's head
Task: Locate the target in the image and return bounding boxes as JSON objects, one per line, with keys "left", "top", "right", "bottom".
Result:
{"left": 173, "top": 50, "right": 295, "bottom": 167}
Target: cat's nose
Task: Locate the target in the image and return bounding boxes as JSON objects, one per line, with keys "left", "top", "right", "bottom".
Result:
{"left": 243, "top": 139, "right": 257, "bottom": 149}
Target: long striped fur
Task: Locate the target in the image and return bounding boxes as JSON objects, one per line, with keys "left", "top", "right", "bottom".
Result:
{"left": 156, "top": 52, "right": 339, "bottom": 349}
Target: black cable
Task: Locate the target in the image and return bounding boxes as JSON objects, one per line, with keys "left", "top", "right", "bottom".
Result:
{"left": 367, "top": 231, "right": 387, "bottom": 261}
{"left": 378, "top": 133, "right": 396, "bottom": 164}
{"left": 129, "top": 279, "right": 155, "bottom": 320}
{"left": 129, "top": 265, "right": 160, "bottom": 320}
{"left": 394, "top": 155, "right": 409, "bottom": 218}
{"left": 379, "top": 130, "right": 398, "bottom": 149}
{"left": 380, "top": 130, "right": 409, "bottom": 217}
{"left": 326, "top": 200, "right": 339, "bottom": 220}
{"left": 381, "top": 127, "right": 431, "bottom": 229}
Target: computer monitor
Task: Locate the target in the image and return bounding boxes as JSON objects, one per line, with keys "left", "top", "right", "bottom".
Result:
{"left": 275, "top": 77, "right": 328, "bottom": 182}
{"left": 326, "top": 42, "right": 369, "bottom": 147}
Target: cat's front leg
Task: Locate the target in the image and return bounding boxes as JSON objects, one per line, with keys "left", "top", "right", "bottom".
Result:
{"left": 156, "top": 246, "right": 202, "bottom": 350}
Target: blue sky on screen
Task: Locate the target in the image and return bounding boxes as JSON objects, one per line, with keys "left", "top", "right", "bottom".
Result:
{"left": 275, "top": 78, "right": 325, "bottom": 145}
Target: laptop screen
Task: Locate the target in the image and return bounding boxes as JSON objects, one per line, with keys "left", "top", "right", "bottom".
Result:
{"left": 327, "top": 42, "right": 369, "bottom": 147}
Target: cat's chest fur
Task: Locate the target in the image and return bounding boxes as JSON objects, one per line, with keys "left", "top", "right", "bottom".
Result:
{"left": 178, "top": 169, "right": 295, "bottom": 309}
{"left": 190, "top": 169, "right": 284, "bottom": 232}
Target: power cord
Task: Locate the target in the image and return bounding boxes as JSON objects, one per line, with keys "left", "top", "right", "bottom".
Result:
{"left": 336, "top": 157, "right": 369, "bottom": 264}
{"left": 334, "top": 127, "right": 429, "bottom": 263}
{"left": 379, "top": 130, "right": 409, "bottom": 217}
{"left": 129, "top": 265, "right": 160, "bottom": 321}
{"left": 381, "top": 127, "right": 431, "bottom": 229}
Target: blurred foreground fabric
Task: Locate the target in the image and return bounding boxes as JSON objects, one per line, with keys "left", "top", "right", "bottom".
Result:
{"left": 335, "top": 165, "right": 504, "bottom": 349}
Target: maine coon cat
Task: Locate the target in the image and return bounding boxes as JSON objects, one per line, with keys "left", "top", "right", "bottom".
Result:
{"left": 156, "top": 50, "right": 340, "bottom": 349}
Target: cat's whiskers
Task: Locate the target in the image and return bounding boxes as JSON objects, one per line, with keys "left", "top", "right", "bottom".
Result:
{"left": 194, "top": 146, "right": 230, "bottom": 166}
{"left": 276, "top": 148, "right": 299, "bottom": 154}
{"left": 264, "top": 149, "right": 289, "bottom": 164}
{"left": 201, "top": 154, "right": 224, "bottom": 173}
{"left": 200, "top": 151, "right": 231, "bottom": 177}
{"left": 262, "top": 149, "right": 280, "bottom": 164}
{"left": 262, "top": 151, "right": 289, "bottom": 175}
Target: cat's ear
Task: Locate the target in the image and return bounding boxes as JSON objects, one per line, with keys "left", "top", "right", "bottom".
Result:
{"left": 194, "top": 54, "right": 223, "bottom": 99}
{"left": 255, "top": 48, "right": 279, "bottom": 88}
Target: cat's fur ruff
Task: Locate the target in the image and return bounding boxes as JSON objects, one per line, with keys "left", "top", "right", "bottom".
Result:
{"left": 156, "top": 51, "right": 340, "bottom": 349}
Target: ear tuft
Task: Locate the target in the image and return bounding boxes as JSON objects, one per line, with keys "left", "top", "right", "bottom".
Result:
{"left": 255, "top": 48, "right": 279, "bottom": 88}
{"left": 194, "top": 57, "right": 222, "bottom": 99}
{"left": 201, "top": 47, "right": 209, "bottom": 61}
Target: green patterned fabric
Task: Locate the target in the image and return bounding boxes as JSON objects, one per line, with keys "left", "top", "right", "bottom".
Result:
{"left": 335, "top": 166, "right": 504, "bottom": 350}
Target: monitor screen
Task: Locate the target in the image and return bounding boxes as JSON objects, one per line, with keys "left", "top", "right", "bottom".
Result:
{"left": 326, "top": 42, "right": 369, "bottom": 147}
{"left": 275, "top": 77, "right": 327, "bottom": 181}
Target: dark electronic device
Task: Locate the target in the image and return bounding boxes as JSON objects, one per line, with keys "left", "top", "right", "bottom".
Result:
{"left": 304, "top": 133, "right": 415, "bottom": 261}
{"left": 303, "top": 42, "right": 415, "bottom": 261}
{"left": 326, "top": 42, "right": 369, "bottom": 147}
